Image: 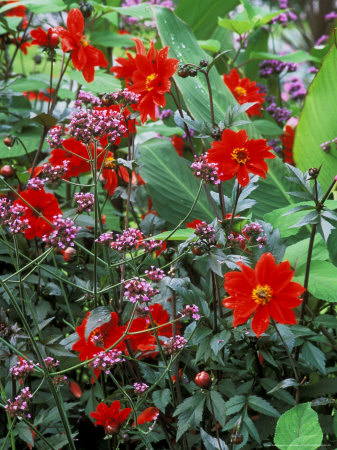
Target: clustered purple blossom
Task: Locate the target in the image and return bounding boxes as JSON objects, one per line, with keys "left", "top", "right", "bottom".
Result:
{"left": 43, "top": 357, "right": 59, "bottom": 370}
{"left": 123, "top": 277, "right": 158, "bottom": 306}
{"left": 325, "top": 11, "right": 337, "bottom": 21}
{"left": 183, "top": 128, "right": 194, "bottom": 139}
{"left": 96, "top": 231, "right": 114, "bottom": 244}
{"left": 259, "top": 59, "right": 296, "bottom": 78}
{"left": 69, "top": 108, "right": 126, "bottom": 145}
{"left": 142, "top": 238, "right": 164, "bottom": 253}
{"left": 74, "top": 192, "right": 94, "bottom": 213}
{"left": 47, "top": 125, "right": 64, "bottom": 149}
{"left": 110, "top": 228, "right": 144, "bottom": 252}
{"left": 164, "top": 335, "right": 187, "bottom": 355}
{"left": 191, "top": 154, "right": 220, "bottom": 185}
{"left": 102, "top": 89, "right": 140, "bottom": 107}
{"left": 320, "top": 137, "right": 337, "bottom": 153}
{"left": 42, "top": 215, "right": 80, "bottom": 250}
{"left": 268, "top": 138, "right": 282, "bottom": 153}
{"left": 227, "top": 233, "right": 246, "bottom": 248}
{"left": 194, "top": 221, "right": 217, "bottom": 244}
{"left": 256, "top": 235, "right": 268, "bottom": 248}
{"left": 0, "top": 199, "right": 30, "bottom": 234}
{"left": 90, "top": 350, "right": 125, "bottom": 374}
{"left": 121, "top": 0, "right": 173, "bottom": 25}
{"left": 256, "top": 83, "right": 267, "bottom": 95}
{"left": 74, "top": 90, "right": 102, "bottom": 108}
{"left": 5, "top": 387, "right": 32, "bottom": 419}
{"left": 266, "top": 95, "right": 291, "bottom": 126}
{"left": 145, "top": 266, "right": 165, "bottom": 282}
{"left": 10, "top": 358, "right": 35, "bottom": 379}
{"left": 271, "top": 0, "right": 297, "bottom": 25}
{"left": 133, "top": 382, "right": 149, "bottom": 394}
{"left": 242, "top": 222, "right": 264, "bottom": 239}
{"left": 308, "top": 66, "right": 318, "bottom": 74}
{"left": 52, "top": 375, "right": 68, "bottom": 385}
{"left": 284, "top": 77, "right": 307, "bottom": 100}
{"left": 181, "top": 304, "right": 200, "bottom": 321}
{"left": 27, "top": 161, "right": 69, "bottom": 189}
{"left": 315, "top": 35, "right": 329, "bottom": 46}
{"left": 159, "top": 109, "right": 173, "bottom": 120}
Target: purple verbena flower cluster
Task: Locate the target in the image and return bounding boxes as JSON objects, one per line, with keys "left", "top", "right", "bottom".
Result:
{"left": 102, "top": 89, "right": 140, "bottom": 107}
{"left": 194, "top": 221, "right": 217, "bottom": 244}
{"left": 5, "top": 387, "right": 32, "bottom": 419}
{"left": 325, "top": 11, "right": 337, "bottom": 21}
{"left": 123, "top": 277, "right": 158, "bottom": 306}
{"left": 27, "top": 161, "right": 69, "bottom": 189}
{"left": 259, "top": 59, "right": 296, "bottom": 78}
{"left": 74, "top": 90, "right": 102, "bottom": 108}
{"left": 42, "top": 215, "right": 80, "bottom": 250}
{"left": 74, "top": 192, "right": 94, "bottom": 213}
{"left": 10, "top": 358, "right": 35, "bottom": 379}
{"left": 181, "top": 304, "right": 200, "bottom": 320}
{"left": 227, "top": 233, "right": 246, "bottom": 248}
{"left": 271, "top": 0, "right": 297, "bottom": 25}
{"left": 242, "top": 222, "right": 264, "bottom": 239}
{"left": 133, "top": 382, "right": 149, "bottom": 394}
{"left": 284, "top": 77, "right": 307, "bottom": 100}
{"left": 0, "top": 199, "right": 30, "bottom": 234}
{"left": 145, "top": 266, "right": 165, "bottom": 282}
{"left": 69, "top": 108, "right": 126, "bottom": 144}
{"left": 110, "top": 228, "right": 144, "bottom": 252}
{"left": 96, "top": 231, "right": 114, "bottom": 244}
{"left": 159, "top": 109, "right": 173, "bottom": 119}
{"left": 47, "top": 125, "right": 64, "bottom": 149}
{"left": 256, "top": 235, "right": 268, "bottom": 248}
{"left": 315, "top": 35, "right": 329, "bottom": 46}
{"left": 43, "top": 357, "right": 59, "bottom": 370}
{"left": 164, "top": 335, "right": 187, "bottom": 355}
{"left": 191, "top": 154, "right": 220, "bottom": 185}
{"left": 52, "top": 375, "right": 68, "bottom": 385}
{"left": 142, "top": 238, "right": 164, "bottom": 253}
{"left": 266, "top": 95, "right": 291, "bottom": 125}
{"left": 90, "top": 350, "right": 125, "bottom": 374}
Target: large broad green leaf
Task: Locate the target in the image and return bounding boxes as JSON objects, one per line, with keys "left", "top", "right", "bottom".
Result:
{"left": 284, "top": 234, "right": 328, "bottom": 268}
{"left": 293, "top": 260, "right": 337, "bottom": 303}
{"left": 89, "top": 31, "right": 136, "bottom": 48}
{"left": 175, "top": 0, "right": 239, "bottom": 39}
{"left": 0, "top": 0, "right": 65, "bottom": 14}
{"left": 69, "top": 70, "right": 120, "bottom": 94}
{"left": 0, "top": 128, "right": 42, "bottom": 158}
{"left": 274, "top": 403, "right": 323, "bottom": 450}
{"left": 250, "top": 50, "right": 321, "bottom": 64}
{"left": 293, "top": 46, "right": 337, "bottom": 192}
{"left": 152, "top": 6, "right": 258, "bottom": 137}
{"left": 139, "top": 138, "right": 214, "bottom": 225}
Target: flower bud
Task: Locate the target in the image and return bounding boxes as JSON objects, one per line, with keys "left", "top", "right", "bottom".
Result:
{"left": 3, "top": 136, "right": 14, "bottom": 147}
{"left": 105, "top": 424, "right": 119, "bottom": 435}
{"left": 189, "top": 69, "right": 198, "bottom": 77}
{"left": 194, "top": 371, "right": 212, "bottom": 388}
{"left": 199, "top": 59, "right": 208, "bottom": 68}
{"left": 79, "top": 1, "right": 94, "bottom": 18}
{"left": 308, "top": 167, "right": 319, "bottom": 179}
{"left": 33, "top": 54, "right": 42, "bottom": 64}
{"left": 231, "top": 433, "right": 243, "bottom": 444}
{"left": 0, "top": 165, "right": 14, "bottom": 178}
{"left": 192, "top": 245, "right": 204, "bottom": 256}
{"left": 177, "top": 68, "right": 188, "bottom": 78}
{"left": 62, "top": 247, "right": 76, "bottom": 262}
{"left": 211, "top": 128, "right": 221, "bottom": 140}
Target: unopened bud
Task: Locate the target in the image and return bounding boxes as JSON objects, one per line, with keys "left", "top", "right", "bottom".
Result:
{"left": 0, "top": 165, "right": 14, "bottom": 178}
{"left": 62, "top": 247, "right": 76, "bottom": 262}
{"left": 308, "top": 167, "right": 319, "bottom": 179}
{"left": 189, "top": 69, "right": 198, "bottom": 77}
{"left": 211, "top": 128, "right": 221, "bottom": 140}
{"left": 199, "top": 59, "right": 208, "bottom": 68}
{"left": 79, "top": 1, "right": 94, "bottom": 18}
{"left": 177, "top": 68, "right": 189, "bottom": 78}
{"left": 194, "top": 371, "right": 212, "bottom": 389}
{"left": 3, "top": 136, "right": 14, "bottom": 147}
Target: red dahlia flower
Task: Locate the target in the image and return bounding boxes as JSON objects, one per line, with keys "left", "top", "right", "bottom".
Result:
{"left": 223, "top": 252, "right": 305, "bottom": 338}
{"left": 281, "top": 125, "right": 295, "bottom": 165}
{"left": 206, "top": 129, "right": 275, "bottom": 187}
{"left": 136, "top": 407, "right": 160, "bottom": 425}
{"left": 223, "top": 68, "right": 265, "bottom": 117}
{"left": 30, "top": 27, "right": 59, "bottom": 49}
{"left": 111, "top": 38, "right": 178, "bottom": 123}
{"left": 90, "top": 401, "right": 132, "bottom": 435}
{"left": 13, "top": 188, "right": 62, "bottom": 239}
{"left": 49, "top": 138, "right": 91, "bottom": 178}
{"left": 55, "top": 8, "right": 108, "bottom": 82}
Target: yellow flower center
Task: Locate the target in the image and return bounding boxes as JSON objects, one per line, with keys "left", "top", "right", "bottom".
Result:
{"left": 234, "top": 86, "right": 247, "bottom": 97}
{"left": 80, "top": 37, "right": 89, "bottom": 47}
{"left": 104, "top": 157, "right": 116, "bottom": 169}
{"left": 231, "top": 147, "right": 250, "bottom": 165}
{"left": 145, "top": 73, "right": 157, "bottom": 91}
{"left": 252, "top": 284, "right": 273, "bottom": 306}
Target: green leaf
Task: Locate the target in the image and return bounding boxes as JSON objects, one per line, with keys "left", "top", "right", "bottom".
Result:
{"left": 244, "top": 412, "right": 261, "bottom": 444}
{"left": 253, "top": 119, "right": 283, "bottom": 136}
{"left": 293, "top": 260, "right": 337, "bottom": 303}
{"left": 90, "top": 31, "right": 136, "bottom": 48}
{"left": 198, "top": 39, "right": 220, "bottom": 53}
{"left": 84, "top": 306, "right": 111, "bottom": 340}
{"left": 0, "top": 128, "right": 42, "bottom": 158}
{"left": 200, "top": 427, "right": 229, "bottom": 450}
{"left": 152, "top": 389, "right": 171, "bottom": 412}
{"left": 0, "top": 0, "right": 65, "bottom": 14}
{"left": 31, "top": 113, "right": 57, "bottom": 129}
{"left": 209, "top": 391, "right": 226, "bottom": 426}
{"left": 152, "top": 229, "right": 195, "bottom": 241}
{"left": 112, "top": 4, "right": 153, "bottom": 18}
{"left": 260, "top": 378, "right": 296, "bottom": 406}
{"left": 301, "top": 342, "right": 326, "bottom": 374}
{"left": 153, "top": 6, "right": 258, "bottom": 137}
{"left": 294, "top": 45, "right": 337, "bottom": 192}
{"left": 274, "top": 403, "right": 323, "bottom": 450}
{"left": 69, "top": 70, "right": 121, "bottom": 94}
{"left": 175, "top": 0, "right": 239, "bottom": 39}
{"left": 250, "top": 50, "right": 321, "bottom": 63}
{"left": 284, "top": 234, "right": 328, "bottom": 270}
{"left": 267, "top": 378, "right": 299, "bottom": 394}
{"left": 6, "top": 76, "right": 49, "bottom": 92}
{"left": 247, "top": 395, "right": 280, "bottom": 418}
{"left": 218, "top": 17, "right": 253, "bottom": 34}
{"left": 225, "top": 395, "right": 246, "bottom": 416}
{"left": 174, "top": 392, "right": 206, "bottom": 441}
{"left": 139, "top": 138, "right": 214, "bottom": 225}
{"left": 15, "top": 422, "right": 35, "bottom": 446}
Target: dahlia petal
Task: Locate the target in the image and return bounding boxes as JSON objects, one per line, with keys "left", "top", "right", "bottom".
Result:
{"left": 251, "top": 306, "right": 270, "bottom": 337}
{"left": 237, "top": 164, "right": 250, "bottom": 187}
{"left": 255, "top": 253, "right": 277, "bottom": 285}
{"left": 135, "top": 54, "right": 154, "bottom": 75}
{"left": 82, "top": 63, "right": 95, "bottom": 83}
{"left": 67, "top": 8, "right": 84, "bottom": 39}
{"left": 232, "top": 301, "right": 258, "bottom": 326}
{"left": 132, "top": 37, "right": 146, "bottom": 55}
{"left": 119, "top": 408, "right": 132, "bottom": 424}
{"left": 269, "top": 301, "right": 297, "bottom": 325}
{"left": 271, "top": 294, "right": 302, "bottom": 309}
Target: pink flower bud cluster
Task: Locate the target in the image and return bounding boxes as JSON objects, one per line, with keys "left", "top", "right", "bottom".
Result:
{"left": 123, "top": 277, "right": 158, "bottom": 306}
{"left": 10, "top": 358, "right": 35, "bottom": 379}
{"left": 74, "top": 192, "right": 94, "bottom": 213}
{"left": 144, "top": 266, "right": 165, "bottom": 282}
{"left": 27, "top": 161, "right": 69, "bottom": 190}
{"left": 133, "top": 382, "right": 149, "bottom": 394}
{"left": 102, "top": 89, "right": 140, "bottom": 107}
{"left": 191, "top": 154, "right": 220, "bottom": 185}
{"left": 5, "top": 387, "right": 32, "bottom": 419}
{"left": 74, "top": 90, "right": 102, "bottom": 108}
{"left": 0, "top": 199, "right": 30, "bottom": 234}
{"left": 164, "top": 336, "right": 187, "bottom": 355}
{"left": 42, "top": 215, "right": 80, "bottom": 250}
{"left": 110, "top": 228, "right": 144, "bottom": 252}
{"left": 43, "top": 357, "right": 59, "bottom": 370}
{"left": 194, "top": 221, "right": 216, "bottom": 244}
{"left": 181, "top": 304, "right": 200, "bottom": 320}
{"left": 52, "top": 375, "right": 68, "bottom": 385}
{"left": 47, "top": 125, "right": 64, "bottom": 149}
{"left": 90, "top": 350, "right": 125, "bottom": 374}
